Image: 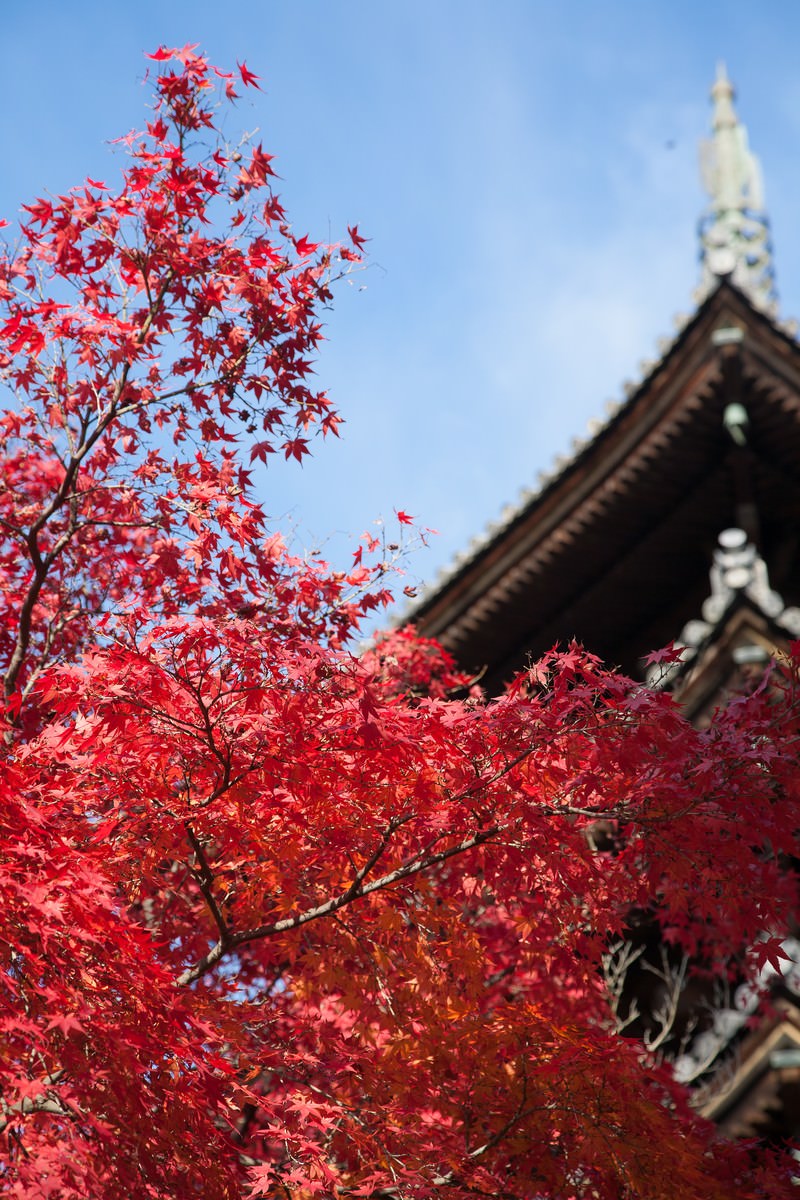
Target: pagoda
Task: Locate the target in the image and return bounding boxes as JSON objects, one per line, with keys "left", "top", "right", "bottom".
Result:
{"left": 413, "top": 66, "right": 800, "bottom": 1144}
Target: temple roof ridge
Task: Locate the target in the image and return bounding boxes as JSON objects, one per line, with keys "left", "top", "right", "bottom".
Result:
{"left": 406, "top": 287, "right": 729, "bottom": 615}
{"left": 405, "top": 278, "right": 800, "bottom": 643}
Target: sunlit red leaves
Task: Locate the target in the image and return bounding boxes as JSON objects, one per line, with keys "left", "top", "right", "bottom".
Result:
{"left": 0, "top": 766, "right": 243, "bottom": 1198}
{"left": 9, "top": 616, "right": 800, "bottom": 1197}
{"left": 0, "top": 45, "right": 367, "bottom": 711}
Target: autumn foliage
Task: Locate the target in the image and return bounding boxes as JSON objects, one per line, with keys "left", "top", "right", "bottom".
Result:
{"left": 2, "top": 46, "right": 800, "bottom": 1199}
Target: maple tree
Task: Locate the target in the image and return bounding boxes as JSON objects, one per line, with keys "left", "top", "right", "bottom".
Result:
{"left": 2, "top": 45, "right": 800, "bottom": 1200}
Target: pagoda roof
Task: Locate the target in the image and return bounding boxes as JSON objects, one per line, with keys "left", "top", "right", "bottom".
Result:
{"left": 698, "top": 992, "right": 800, "bottom": 1141}
{"left": 412, "top": 280, "right": 800, "bottom": 690}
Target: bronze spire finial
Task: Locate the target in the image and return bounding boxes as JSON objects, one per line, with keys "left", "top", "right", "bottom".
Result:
{"left": 697, "top": 64, "right": 776, "bottom": 313}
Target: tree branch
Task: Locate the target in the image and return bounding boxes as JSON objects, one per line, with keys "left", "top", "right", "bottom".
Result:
{"left": 184, "top": 821, "right": 231, "bottom": 948}
{"left": 177, "top": 820, "right": 500, "bottom": 987}
{"left": 0, "top": 1071, "right": 70, "bottom": 1134}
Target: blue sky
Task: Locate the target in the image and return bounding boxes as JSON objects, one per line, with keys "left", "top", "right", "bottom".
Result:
{"left": 3, "top": 2, "right": 800, "bottom": 614}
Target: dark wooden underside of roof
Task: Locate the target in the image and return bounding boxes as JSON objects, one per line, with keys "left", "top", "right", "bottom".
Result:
{"left": 414, "top": 284, "right": 800, "bottom": 691}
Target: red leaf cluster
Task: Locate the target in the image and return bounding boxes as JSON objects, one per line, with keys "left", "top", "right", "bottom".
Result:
{"left": 1, "top": 46, "right": 799, "bottom": 1200}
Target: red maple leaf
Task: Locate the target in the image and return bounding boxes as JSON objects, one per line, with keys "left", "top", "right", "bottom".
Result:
{"left": 238, "top": 60, "right": 261, "bottom": 88}
{"left": 347, "top": 223, "right": 368, "bottom": 250}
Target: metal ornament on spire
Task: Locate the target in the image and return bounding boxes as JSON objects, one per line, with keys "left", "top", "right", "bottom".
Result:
{"left": 697, "top": 64, "right": 777, "bottom": 313}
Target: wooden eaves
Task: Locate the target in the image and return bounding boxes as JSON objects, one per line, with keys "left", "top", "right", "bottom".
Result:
{"left": 411, "top": 280, "right": 800, "bottom": 692}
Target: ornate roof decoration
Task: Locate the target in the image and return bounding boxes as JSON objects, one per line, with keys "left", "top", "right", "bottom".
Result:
{"left": 406, "top": 310, "right": 690, "bottom": 617}
{"left": 697, "top": 64, "right": 777, "bottom": 314}
{"left": 703, "top": 527, "right": 794, "bottom": 625}
{"left": 646, "top": 527, "right": 800, "bottom": 688}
